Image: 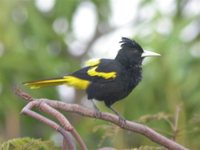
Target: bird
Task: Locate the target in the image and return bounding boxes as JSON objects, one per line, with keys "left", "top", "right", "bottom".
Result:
{"left": 24, "top": 37, "right": 160, "bottom": 119}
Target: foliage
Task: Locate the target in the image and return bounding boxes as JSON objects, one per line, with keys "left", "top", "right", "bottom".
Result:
{"left": 0, "top": 137, "right": 59, "bottom": 150}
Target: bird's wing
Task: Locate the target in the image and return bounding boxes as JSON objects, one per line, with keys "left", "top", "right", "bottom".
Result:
{"left": 86, "top": 59, "right": 118, "bottom": 80}
{"left": 84, "top": 58, "right": 100, "bottom": 67}
{"left": 71, "top": 59, "right": 120, "bottom": 82}
{"left": 84, "top": 58, "right": 117, "bottom": 80}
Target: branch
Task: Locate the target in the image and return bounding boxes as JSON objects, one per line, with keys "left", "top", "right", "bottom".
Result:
{"left": 15, "top": 88, "right": 188, "bottom": 150}
{"left": 20, "top": 94, "right": 87, "bottom": 150}
{"left": 21, "top": 102, "right": 75, "bottom": 150}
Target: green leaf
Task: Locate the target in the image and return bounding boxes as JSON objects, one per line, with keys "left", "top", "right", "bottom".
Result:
{"left": 0, "top": 137, "right": 59, "bottom": 150}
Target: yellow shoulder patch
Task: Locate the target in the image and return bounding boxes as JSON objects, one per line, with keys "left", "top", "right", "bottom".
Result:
{"left": 64, "top": 76, "right": 90, "bottom": 90}
{"left": 87, "top": 66, "right": 117, "bottom": 79}
{"left": 84, "top": 59, "right": 100, "bottom": 67}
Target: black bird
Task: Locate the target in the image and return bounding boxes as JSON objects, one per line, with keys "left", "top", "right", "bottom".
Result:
{"left": 24, "top": 37, "right": 160, "bottom": 118}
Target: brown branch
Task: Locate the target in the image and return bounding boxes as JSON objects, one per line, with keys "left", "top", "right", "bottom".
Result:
{"left": 15, "top": 88, "right": 188, "bottom": 150}
{"left": 39, "top": 102, "right": 87, "bottom": 150}
{"left": 21, "top": 101, "right": 76, "bottom": 150}
{"left": 21, "top": 99, "right": 87, "bottom": 150}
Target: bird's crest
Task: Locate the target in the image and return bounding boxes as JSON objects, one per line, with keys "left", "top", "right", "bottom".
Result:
{"left": 119, "top": 37, "right": 143, "bottom": 52}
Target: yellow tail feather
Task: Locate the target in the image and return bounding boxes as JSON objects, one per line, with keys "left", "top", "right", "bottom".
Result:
{"left": 24, "top": 76, "right": 90, "bottom": 90}
{"left": 23, "top": 78, "right": 67, "bottom": 89}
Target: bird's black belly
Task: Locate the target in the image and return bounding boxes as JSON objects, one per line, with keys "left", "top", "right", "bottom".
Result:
{"left": 86, "top": 81, "right": 129, "bottom": 106}
{"left": 86, "top": 68, "right": 141, "bottom": 106}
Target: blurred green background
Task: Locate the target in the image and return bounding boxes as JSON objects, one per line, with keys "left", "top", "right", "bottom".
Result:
{"left": 0, "top": 0, "right": 200, "bottom": 149}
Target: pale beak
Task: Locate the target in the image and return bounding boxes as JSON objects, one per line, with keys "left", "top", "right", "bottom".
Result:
{"left": 141, "top": 50, "right": 161, "bottom": 57}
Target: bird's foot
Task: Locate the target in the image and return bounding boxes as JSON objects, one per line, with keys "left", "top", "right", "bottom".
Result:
{"left": 118, "top": 116, "right": 126, "bottom": 128}
{"left": 91, "top": 100, "right": 102, "bottom": 118}
{"left": 107, "top": 105, "right": 127, "bottom": 127}
{"left": 94, "top": 109, "right": 102, "bottom": 118}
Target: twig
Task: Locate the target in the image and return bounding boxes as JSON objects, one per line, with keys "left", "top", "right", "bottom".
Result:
{"left": 21, "top": 101, "right": 77, "bottom": 150}
{"left": 39, "top": 102, "right": 87, "bottom": 150}
{"left": 15, "top": 88, "right": 188, "bottom": 150}
{"left": 172, "top": 105, "right": 181, "bottom": 141}
{"left": 21, "top": 99, "right": 87, "bottom": 150}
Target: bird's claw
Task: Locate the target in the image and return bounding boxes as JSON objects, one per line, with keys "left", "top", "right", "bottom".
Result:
{"left": 94, "top": 110, "right": 102, "bottom": 118}
{"left": 118, "top": 116, "right": 126, "bottom": 128}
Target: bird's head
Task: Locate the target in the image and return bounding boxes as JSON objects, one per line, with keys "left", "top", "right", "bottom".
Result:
{"left": 115, "top": 37, "right": 160, "bottom": 67}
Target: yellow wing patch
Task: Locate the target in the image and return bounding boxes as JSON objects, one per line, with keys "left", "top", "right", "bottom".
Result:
{"left": 84, "top": 59, "right": 100, "bottom": 67}
{"left": 64, "top": 76, "right": 90, "bottom": 90}
{"left": 87, "top": 66, "right": 117, "bottom": 79}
